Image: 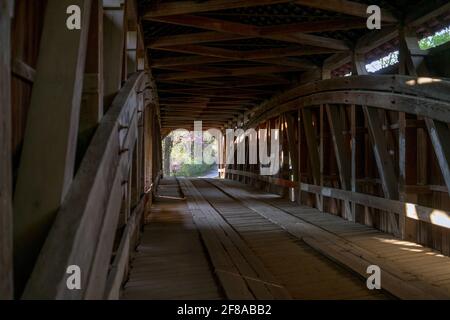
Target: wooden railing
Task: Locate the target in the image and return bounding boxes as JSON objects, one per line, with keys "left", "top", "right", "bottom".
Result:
{"left": 22, "top": 72, "right": 151, "bottom": 299}
{"left": 225, "top": 169, "right": 450, "bottom": 229}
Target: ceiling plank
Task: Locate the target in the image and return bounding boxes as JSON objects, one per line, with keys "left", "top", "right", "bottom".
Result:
{"left": 143, "top": 0, "right": 291, "bottom": 18}
{"left": 294, "top": 0, "right": 398, "bottom": 22}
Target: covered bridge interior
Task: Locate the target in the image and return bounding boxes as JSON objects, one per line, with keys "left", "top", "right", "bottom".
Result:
{"left": 1, "top": 0, "right": 450, "bottom": 300}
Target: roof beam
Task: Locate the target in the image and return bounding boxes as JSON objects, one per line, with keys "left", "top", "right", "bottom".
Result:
{"left": 147, "top": 15, "right": 350, "bottom": 50}
{"left": 143, "top": 0, "right": 291, "bottom": 18}
{"left": 152, "top": 45, "right": 337, "bottom": 64}
{"left": 159, "top": 77, "right": 290, "bottom": 88}
{"left": 294, "top": 0, "right": 398, "bottom": 22}
{"left": 149, "top": 32, "right": 249, "bottom": 48}
{"left": 149, "top": 18, "right": 368, "bottom": 48}
{"left": 157, "top": 65, "right": 302, "bottom": 81}
{"left": 406, "top": 0, "right": 450, "bottom": 27}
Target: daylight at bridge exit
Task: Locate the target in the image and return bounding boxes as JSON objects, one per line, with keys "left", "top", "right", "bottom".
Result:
{"left": 2, "top": 0, "right": 450, "bottom": 308}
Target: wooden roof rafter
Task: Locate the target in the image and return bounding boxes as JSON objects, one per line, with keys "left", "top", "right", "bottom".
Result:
{"left": 145, "top": 15, "right": 352, "bottom": 51}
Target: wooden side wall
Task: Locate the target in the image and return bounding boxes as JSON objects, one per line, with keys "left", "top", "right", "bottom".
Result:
{"left": 4, "top": 0, "right": 162, "bottom": 298}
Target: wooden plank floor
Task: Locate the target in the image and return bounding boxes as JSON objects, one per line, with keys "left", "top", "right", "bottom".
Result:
{"left": 190, "top": 179, "right": 387, "bottom": 300}
{"left": 121, "top": 178, "right": 223, "bottom": 300}
{"left": 122, "top": 177, "right": 450, "bottom": 300}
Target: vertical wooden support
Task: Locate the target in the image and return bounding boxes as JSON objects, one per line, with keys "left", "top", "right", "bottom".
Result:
{"left": 13, "top": 0, "right": 92, "bottom": 293}
{"left": 399, "top": 26, "right": 429, "bottom": 77}
{"left": 144, "top": 102, "right": 154, "bottom": 195}
{"left": 125, "top": 0, "right": 138, "bottom": 76}
{"left": 363, "top": 107, "right": 399, "bottom": 200}
{"left": 319, "top": 105, "right": 324, "bottom": 211}
{"left": 103, "top": 0, "right": 125, "bottom": 108}
{"left": 425, "top": 119, "right": 450, "bottom": 196}
{"left": 363, "top": 106, "right": 400, "bottom": 234}
{"left": 285, "top": 112, "right": 299, "bottom": 201}
{"left": 0, "top": 0, "right": 14, "bottom": 300}
{"left": 297, "top": 109, "right": 302, "bottom": 204}
{"left": 79, "top": 0, "right": 104, "bottom": 161}
{"left": 354, "top": 51, "right": 400, "bottom": 235}
{"left": 398, "top": 112, "right": 418, "bottom": 240}
{"left": 398, "top": 28, "right": 429, "bottom": 197}
{"left": 326, "top": 105, "right": 353, "bottom": 220}
{"left": 302, "top": 108, "right": 322, "bottom": 210}
{"left": 350, "top": 104, "right": 358, "bottom": 220}
{"left": 399, "top": 26, "right": 434, "bottom": 241}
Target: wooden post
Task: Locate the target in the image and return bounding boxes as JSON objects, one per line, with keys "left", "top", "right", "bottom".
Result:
{"left": 353, "top": 51, "right": 400, "bottom": 236}
{"left": 103, "top": 0, "right": 125, "bottom": 109}
{"left": 302, "top": 108, "right": 322, "bottom": 210}
{"left": 362, "top": 106, "right": 400, "bottom": 235}
{"left": 0, "top": 0, "right": 14, "bottom": 300}
{"left": 398, "top": 25, "right": 431, "bottom": 240}
{"left": 285, "top": 112, "right": 299, "bottom": 201}
{"left": 79, "top": 0, "right": 104, "bottom": 162}
{"left": 326, "top": 104, "right": 353, "bottom": 220}
{"left": 350, "top": 104, "right": 357, "bottom": 220}
{"left": 319, "top": 105, "right": 324, "bottom": 211}
{"left": 126, "top": 0, "right": 138, "bottom": 76}
{"left": 297, "top": 109, "right": 302, "bottom": 204}
{"left": 144, "top": 102, "right": 154, "bottom": 195}
{"left": 13, "top": 0, "right": 92, "bottom": 294}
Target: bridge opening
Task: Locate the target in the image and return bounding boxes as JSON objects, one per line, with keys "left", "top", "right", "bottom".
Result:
{"left": 163, "top": 129, "right": 220, "bottom": 178}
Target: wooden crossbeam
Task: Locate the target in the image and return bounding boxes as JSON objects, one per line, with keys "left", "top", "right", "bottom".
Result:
{"left": 147, "top": 15, "right": 350, "bottom": 51}
{"left": 260, "top": 17, "right": 369, "bottom": 35}
{"left": 157, "top": 65, "right": 302, "bottom": 81}
{"left": 149, "top": 32, "right": 249, "bottom": 48}
{"left": 149, "top": 18, "right": 367, "bottom": 48}
{"left": 143, "top": 0, "right": 291, "bottom": 18}
{"left": 406, "top": 0, "right": 450, "bottom": 27}
{"left": 158, "top": 90, "right": 267, "bottom": 99}
{"left": 152, "top": 53, "right": 321, "bottom": 70}
{"left": 162, "top": 106, "right": 254, "bottom": 113}
{"left": 158, "top": 77, "right": 290, "bottom": 88}
{"left": 294, "top": 0, "right": 398, "bottom": 22}
{"left": 153, "top": 45, "right": 329, "bottom": 66}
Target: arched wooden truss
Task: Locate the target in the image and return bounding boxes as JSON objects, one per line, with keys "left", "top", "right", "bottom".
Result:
{"left": 224, "top": 74, "right": 450, "bottom": 246}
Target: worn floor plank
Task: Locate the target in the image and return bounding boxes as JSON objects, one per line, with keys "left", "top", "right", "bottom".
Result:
{"left": 121, "top": 178, "right": 223, "bottom": 300}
